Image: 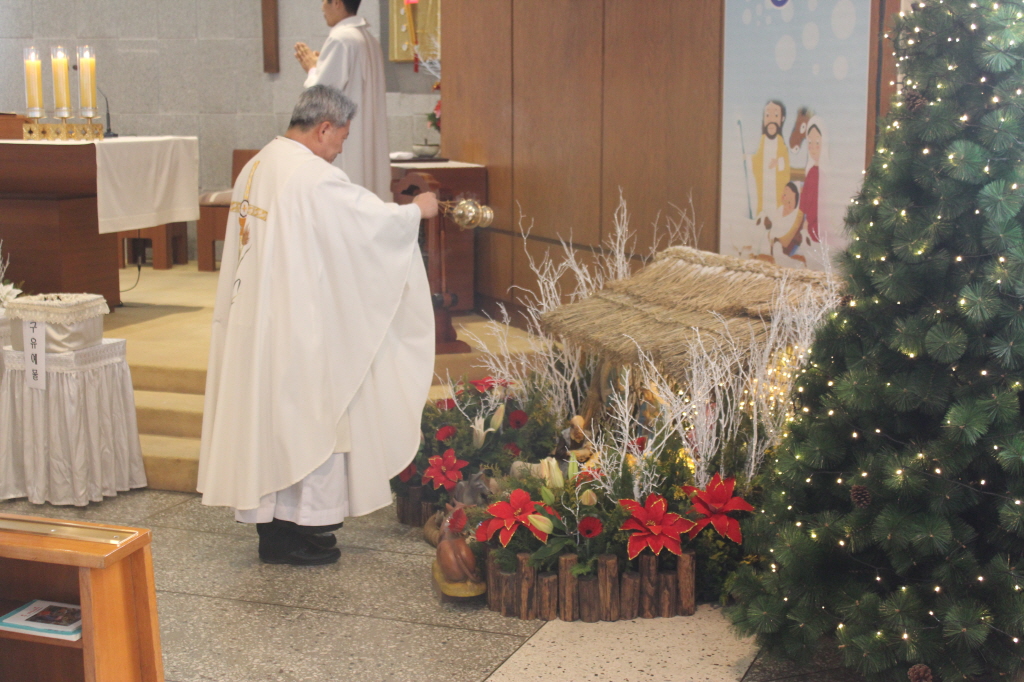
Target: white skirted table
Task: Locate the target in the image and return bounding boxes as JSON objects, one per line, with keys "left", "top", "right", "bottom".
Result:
{"left": 0, "top": 317, "right": 8, "bottom": 375}
{"left": 0, "top": 339, "right": 147, "bottom": 506}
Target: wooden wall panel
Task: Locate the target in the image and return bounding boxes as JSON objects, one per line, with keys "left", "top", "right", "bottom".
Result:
{"left": 602, "top": 1, "right": 722, "bottom": 256}
{"left": 443, "top": 0, "right": 514, "bottom": 313}
{"left": 476, "top": 229, "right": 515, "bottom": 302}
{"left": 442, "top": 0, "right": 513, "bottom": 234}
{"left": 511, "top": 0, "right": 603, "bottom": 247}
{"left": 866, "top": 0, "right": 903, "bottom": 165}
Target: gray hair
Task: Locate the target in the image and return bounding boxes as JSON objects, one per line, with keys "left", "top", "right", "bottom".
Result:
{"left": 288, "top": 85, "right": 357, "bottom": 130}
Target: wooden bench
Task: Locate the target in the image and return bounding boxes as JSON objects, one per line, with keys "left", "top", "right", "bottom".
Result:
{"left": 117, "top": 222, "right": 188, "bottom": 269}
{"left": 0, "top": 514, "right": 163, "bottom": 682}
{"left": 197, "top": 149, "right": 259, "bottom": 272}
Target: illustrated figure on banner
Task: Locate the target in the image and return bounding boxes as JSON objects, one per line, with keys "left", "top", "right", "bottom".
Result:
{"left": 746, "top": 100, "right": 825, "bottom": 268}
{"left": 751, "top": 100, "right": 790, "bottom": 216}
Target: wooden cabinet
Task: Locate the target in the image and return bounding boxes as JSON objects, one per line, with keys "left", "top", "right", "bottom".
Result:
{"left": 0, "top": 514, "right": 164, "bottom": 682}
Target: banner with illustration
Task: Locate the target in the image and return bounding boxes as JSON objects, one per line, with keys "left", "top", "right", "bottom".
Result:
{"left": 720, "top": 0, "right": 871, "bottom": 271}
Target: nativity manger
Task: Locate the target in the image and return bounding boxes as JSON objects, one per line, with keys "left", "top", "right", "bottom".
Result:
{"left": 397, "top": 210, "right": 843, "bottom": 623}
{"left": 540, "top": 245, "right": 838, "bottom": 384}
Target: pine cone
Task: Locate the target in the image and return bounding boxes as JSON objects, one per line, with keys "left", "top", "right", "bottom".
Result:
{"left": 907, "top": 663, "right": 933, "bottom": 682}
{"left": 904, "top": 89, "right": 928, "bottom": 113}
{"left": 851, "top": 485, "right": 872, "bottom": 509}
{"left": 840, "top": 294, "right": 854, "bottom": 307}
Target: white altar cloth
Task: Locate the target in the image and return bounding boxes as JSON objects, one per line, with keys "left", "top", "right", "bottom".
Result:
{"left": 0, "top": 338, "right": 147, "bottom": 506}
{"left": 0, "top": 136, "right": 199, "bottom": 234}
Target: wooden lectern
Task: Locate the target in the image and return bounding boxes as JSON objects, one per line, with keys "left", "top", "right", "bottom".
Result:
{"left": 391, "top": 163, "right": 485, "bottom": 316}
{"left": 0, "top": 144, "right": 120, "bottom": 307}
{"left": 0, "top": 514, "right": 164, "bottom": 682}
{"left": 392, "top": 171, "right": 475, "bottom": 354}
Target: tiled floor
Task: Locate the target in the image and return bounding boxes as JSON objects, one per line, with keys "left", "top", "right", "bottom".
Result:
{"left": 0, "top": 490, "right": 865, "bottom": 681}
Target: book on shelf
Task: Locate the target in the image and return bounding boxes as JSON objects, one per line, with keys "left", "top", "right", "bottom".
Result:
{"left": 0, "top": 600, "right": 82, "bottom": 641}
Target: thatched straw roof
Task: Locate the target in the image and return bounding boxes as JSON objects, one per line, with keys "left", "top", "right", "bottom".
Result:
{"left": 540, "top": 246, "right": 839, "bottom": 379}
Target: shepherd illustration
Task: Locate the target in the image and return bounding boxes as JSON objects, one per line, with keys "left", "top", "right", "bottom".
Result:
{"left": 751, "top": 99, "right": 791, "bottom": 216}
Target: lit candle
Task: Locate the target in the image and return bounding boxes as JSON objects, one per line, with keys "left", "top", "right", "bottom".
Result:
{"left": 51, "top": 46, "right": 71, "bottom": 118}
{"left": 24, "top": 47, "right": 44, "bottom": 118}
{"left": 77, "top": 45, "right": 97, "bottom": 118}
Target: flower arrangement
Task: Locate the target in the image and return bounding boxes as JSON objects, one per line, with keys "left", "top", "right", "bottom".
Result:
{"left": 390, "top": 373, "right": 561, "bottom": 504}
{"left": 399, "top": 195, "right": 835, "bottom": 608}
{"left": 427, "top": 98, "right": 440, "bottom": 133}
{"left": 0, "top": 240, "right": 22, "bottom": 312}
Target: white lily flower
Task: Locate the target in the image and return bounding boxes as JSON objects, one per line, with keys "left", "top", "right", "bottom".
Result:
{"left": 541, "top": 456, "right": 564, "bottom": 489}
{"left": 489, "top": 404, "right": 506, "bottom": 432}
{"left": 472, "top": 415, "right": 495, "bottom": 449}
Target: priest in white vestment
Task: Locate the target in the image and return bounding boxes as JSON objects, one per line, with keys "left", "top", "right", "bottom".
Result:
{"left": 295, "top": 0, "right": 391, "bottom": 202}
{"left": 197, "top": 85, "right": 437, "bottom": 565}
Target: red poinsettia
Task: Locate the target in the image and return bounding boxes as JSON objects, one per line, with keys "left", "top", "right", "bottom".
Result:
{"left": 578, "top": 516, "right": 603, "bottom": 539}
{"left": 681, "top": 473, "right": 754, "bottom": 544}
{"left": 508, "top": 410, "right": 529, "bottom": 429}
{"left": 475, "top": 489, "right": 557, "bottom": 546}
{"left": 436, "top": 398, "right": 456, "bottom": 411}
{"left": 628, "top": 436, "right": 648, "bottom": 454}
{"left": 619, "top": 493, "right": 695, "bottom": 560}
{"left": 398, "top": 462, "right": 417, "bottom": 483}
{"left": 574, "top": 468, "right": 601, "bottom": 485}
{"left": 435, "top": 424, "right": 457, "bottom": 442}
{"left": 469, "top": 376, "right": 509, "bottom": 392}
{"left": 503, "top": 443, "right": 522, "bottom": 457}
{"left": 447, "top": 507, "right": 467, "bottom": 533}
{"left": 422, "top": 448, "right": 468, "bottom": 491}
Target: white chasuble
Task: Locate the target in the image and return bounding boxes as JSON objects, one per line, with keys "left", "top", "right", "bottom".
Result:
{"left": 198, "top": 136, "right": 434, "bottom": 516}
{"left": 304, "top": 16, "right": 391, "bottom": 202}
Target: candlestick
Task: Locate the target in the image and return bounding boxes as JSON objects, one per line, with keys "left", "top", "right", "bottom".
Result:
{"left": 77, "top": 45, "right": 97, "bottom": 119}
{"left": 23, "top": 47, "right": 43, "bottom": 119}
{"left": 51, "top": 46, "right": 71, "bottom": 119}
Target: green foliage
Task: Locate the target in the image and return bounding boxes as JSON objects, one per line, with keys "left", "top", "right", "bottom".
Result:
{"left": 728, "top": 2, "right": 1024, "bottom": 678}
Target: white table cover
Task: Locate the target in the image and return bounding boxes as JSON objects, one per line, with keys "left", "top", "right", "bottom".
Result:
{"left": 0, "top": 339, "right": 147, "bottom": 506}
{"left": 0, "top": 136, "right": 199, "bottom": 234}
{"left": 0, "top": 316, "right": 8, "bottom": 376}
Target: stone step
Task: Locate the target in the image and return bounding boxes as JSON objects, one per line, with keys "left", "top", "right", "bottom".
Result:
{"left": 128, "top": 349, "right": 499, "bottom": 397}
{"left": 134, "top": 390, "right": 205, "bottom": 439}
{"left": 131, "top": 364, "right": 207, "bottom": 395}
{"left": 140, "top": 434, "right": 200, "bottom": 494}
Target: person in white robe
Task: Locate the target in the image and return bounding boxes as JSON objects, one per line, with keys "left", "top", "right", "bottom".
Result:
{"left": 197, "top": 85, "right": 437, "bottom": 565}
{"left": 294, "top": 0, "right": 391, "bottom": 202}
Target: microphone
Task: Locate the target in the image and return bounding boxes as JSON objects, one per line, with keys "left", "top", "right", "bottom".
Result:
{"left": 97, "top": 86, "right": 118, "bottom": 138}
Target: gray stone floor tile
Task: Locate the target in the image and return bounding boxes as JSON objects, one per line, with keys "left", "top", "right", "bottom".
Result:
{"left": 741, "top": 642, "right": 864, "bottom": 681}
{"left": 158, "top": 591, "right": 525, "bottom": 682}
{"left": 485, "top": 607, "right": 757, "bottom": 682}
{"left": 151, "top": 526, "right": 543, "bottom": 637}
{"left": 0, "top": 488, "right": 193, "bottom": 526}
{"left": 144, "top": 495, "right": 435, "bottom": 556}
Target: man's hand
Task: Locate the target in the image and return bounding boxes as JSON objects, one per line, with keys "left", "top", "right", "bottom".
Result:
{"left": 294, "top": 43, "right": 319, "bottom": 72}
{"left": 413, "top": 192, "right": 439, "bottom": 220}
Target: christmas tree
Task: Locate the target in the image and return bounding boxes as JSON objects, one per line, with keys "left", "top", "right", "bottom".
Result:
{"left": 727, "top": 2, "right": 1024, "bottom": 680}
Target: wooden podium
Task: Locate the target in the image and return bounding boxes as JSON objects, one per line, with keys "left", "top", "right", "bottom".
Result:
{"left": 0, "top": 514, "right": 164, "bottom": 682}
{"left": 0, "top": 144, "right": 120, "bottom": 307}
{"left": 391, "top": 163, "right": 486, "bottom": 316}
{"left": 392, "top": 168, "right": 484, "bottom": 354}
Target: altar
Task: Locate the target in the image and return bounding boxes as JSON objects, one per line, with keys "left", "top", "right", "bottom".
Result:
{"left": 0, "top": 137, "right": 199, "bottom": 307}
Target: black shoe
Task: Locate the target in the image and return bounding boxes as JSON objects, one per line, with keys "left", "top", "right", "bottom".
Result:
{"left": 259, "top": 542, "right": 341, "bottom": 566}
{"left": 256, "top": 520, "right": 341, "bottom": 565}
{"left": 304, "top": 532, "right": 337, "bottom": 549}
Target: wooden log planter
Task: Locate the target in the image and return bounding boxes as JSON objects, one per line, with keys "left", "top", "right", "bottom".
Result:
{"left": 395, "top": 485, "right": 437, "bottom": 528}
{"left": 485, "top": 550, "right": 697, "bottom": 622}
